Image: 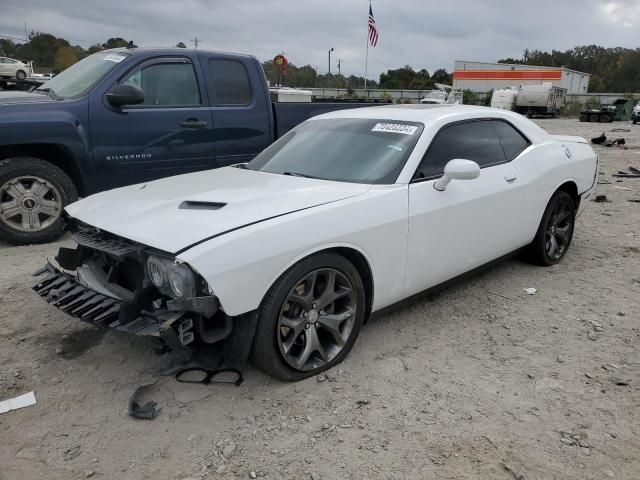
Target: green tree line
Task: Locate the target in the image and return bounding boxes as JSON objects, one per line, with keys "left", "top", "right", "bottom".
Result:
{"left": 499, "top": 45, "right": 640, "bottom": 93}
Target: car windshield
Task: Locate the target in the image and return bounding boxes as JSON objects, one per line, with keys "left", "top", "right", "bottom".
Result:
{"left": 247, "top": 118, "right": 424, "bottom": 184}
{"left": 36, "top": 51, "right": 128, "bottom": 99}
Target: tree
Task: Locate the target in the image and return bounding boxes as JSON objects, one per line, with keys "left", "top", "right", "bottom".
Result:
{"left": 176, "top": 42, "right": 187, "bottom": 48}
{"left": 102, "top": 37, "right": 128, "bottom": 49}
{"left": 54, "top": 45, "right": 78, "bottom": 72}
{"left": 87, "top": 43, "right": 103, "bottom": 54}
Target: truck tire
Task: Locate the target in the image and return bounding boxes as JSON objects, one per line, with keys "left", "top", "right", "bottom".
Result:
{"left": 599, "top": 114, "right": 611, "bottom": 123}
{"left": 579, "top": 114, "right": 588, "bottom": 122}
{"left": 0, "top": 157, "right": 78, "bottom": 245}
{"left": 589, "top": 114, "right": 599, "bottom": 123}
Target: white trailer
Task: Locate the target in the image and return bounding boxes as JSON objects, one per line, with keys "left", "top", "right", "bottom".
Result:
{"left": 515, "top": 83, "right": 566, "bottom": 118}
{"left": 490, "top": 88, "right": 519, "bottom": 110}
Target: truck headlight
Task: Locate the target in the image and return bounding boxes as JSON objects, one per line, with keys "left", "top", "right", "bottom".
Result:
{"left": 146, "top": 255, "right": 196, "bottom": 299}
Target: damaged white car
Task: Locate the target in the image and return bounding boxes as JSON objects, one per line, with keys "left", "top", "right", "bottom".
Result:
{"left": 33, "top": 105, "right": 598, "bottom": 380}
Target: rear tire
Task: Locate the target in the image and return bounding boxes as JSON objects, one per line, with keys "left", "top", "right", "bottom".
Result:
{"left": 15, "top": 70, "right": 26, "bottom": 81}
{"left": 527, "top": 191, "right": 575, "bottom": 266}
{"left": 0, "top": 157, "right": 78, "bottom": 245}
{"left": 579, "top": 114, "right": 588, "bottom": 122}
{"left": 251, "top": 253, "right": 365, "bottom": 381}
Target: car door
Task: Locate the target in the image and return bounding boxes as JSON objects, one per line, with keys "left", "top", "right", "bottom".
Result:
{"left": 200, "top": 54, "right": 273, "bottom": 167}
{"left": 91, "top": 56, "right": 216, "bottom": 190}
{"left": 404, "top": 119, "right": 531, "bottom": 298}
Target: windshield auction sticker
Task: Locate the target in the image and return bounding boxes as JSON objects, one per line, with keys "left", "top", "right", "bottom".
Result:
{"left": 372, "top": 123, "right": 418, "bottom": 135}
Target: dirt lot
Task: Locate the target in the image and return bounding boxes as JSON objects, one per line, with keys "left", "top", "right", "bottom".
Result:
{"left": 1, "top": 118, "right": 639, "bottom": 480}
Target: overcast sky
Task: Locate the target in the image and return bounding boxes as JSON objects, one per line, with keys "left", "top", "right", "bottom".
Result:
{"left": 2, "top": 0, "right": 639, "bottom": 78}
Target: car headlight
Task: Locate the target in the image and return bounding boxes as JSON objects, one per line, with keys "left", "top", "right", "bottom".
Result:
{"left": 146, "top": 255, "right": 196, "bottom": 299}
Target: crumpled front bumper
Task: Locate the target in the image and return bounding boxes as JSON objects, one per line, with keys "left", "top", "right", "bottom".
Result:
{"left": 32, "top": 262, "right": 187, "bottom": 340}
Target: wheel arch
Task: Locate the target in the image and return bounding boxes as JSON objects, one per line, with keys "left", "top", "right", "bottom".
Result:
{"left": 555, "top": 180, "right": 580, "bottom": 212}
{"left": 264, "top": 243, "right": 375, "bottom": 322}
{"left": 0, "top": 144, "right": 86, "bottom": 196}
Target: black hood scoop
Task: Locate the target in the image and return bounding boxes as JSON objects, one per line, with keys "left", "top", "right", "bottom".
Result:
{"left": 179, "top": 201, "right": 226, "bottom": 210}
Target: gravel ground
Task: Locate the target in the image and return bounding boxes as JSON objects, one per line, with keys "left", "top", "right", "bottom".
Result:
{"left": 1, "top": 118, "right": 639, "bottom": 480}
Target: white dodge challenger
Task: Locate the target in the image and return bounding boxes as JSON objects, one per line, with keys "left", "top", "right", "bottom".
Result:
{"left": 33, "top": 105, "right": 598, "bottom": 380}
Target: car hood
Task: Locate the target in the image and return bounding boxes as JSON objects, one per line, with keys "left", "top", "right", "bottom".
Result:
{"left": 66, "top": 167, "right": 371, "bottom": 253}
{"left": 0, "top": 90, "right": 56, "bottom": 105}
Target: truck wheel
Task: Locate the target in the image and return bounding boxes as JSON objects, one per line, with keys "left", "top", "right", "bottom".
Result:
{"left": 579, "top": 114, "right": 588, "bottom": 122}
{"left": 589, "top": 114, "right": 599, "bottom": 122}
{"left": 252, "top": 253, "right": 365, "bottom": 381}
{"left": 599, "top": 114, "right": 611, "bottom": 123}
{"left": 15, "top": 70, "right": 26, "bottom": 81}
{"left": 0, "top": 157, "right": 78, "bottom": 245}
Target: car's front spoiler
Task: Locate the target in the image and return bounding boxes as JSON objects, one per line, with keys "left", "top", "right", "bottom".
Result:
{"left": 32, "top": 262, "right": 186, "bottom": 339}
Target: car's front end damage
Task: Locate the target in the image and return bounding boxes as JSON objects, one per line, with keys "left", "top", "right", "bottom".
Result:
{"left": 33, "top": 218, "right": 246, "bottom": 359}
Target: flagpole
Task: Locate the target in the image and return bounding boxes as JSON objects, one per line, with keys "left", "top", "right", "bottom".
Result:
{"left": 364, "top": 0, "right": 370, "bottom": 90}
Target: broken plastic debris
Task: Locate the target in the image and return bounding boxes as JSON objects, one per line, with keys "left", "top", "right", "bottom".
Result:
{"left": 0, "top": 391, "right": 36, "bottom": 414}
{"left": 523, "top": 288, "right": 538, "bottom": 295}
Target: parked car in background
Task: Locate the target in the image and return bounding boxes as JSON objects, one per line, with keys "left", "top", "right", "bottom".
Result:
{"left": 0, "top": 56, "right": 30, "bottom": 80}
{"left": 0, "top": 47, "right": 382, "bottom": 245}
{"left": 631, "top": 101, "right": 640, "bottom": 124}
{"left": 33, "top": 105, "right": 598, "bottom": 381}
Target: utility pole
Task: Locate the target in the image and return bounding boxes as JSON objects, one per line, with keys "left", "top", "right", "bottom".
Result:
{"left": 328, "top": 47, "right": 334, "bottom": 75}
{"left": 337, "top": 59, "right": 342, "bottom": 76}
{"left": 191, "top": 36, "right": 201, "bottom": 49}
{"left": 24, "top": 22, "right": 28, "bottom": 42}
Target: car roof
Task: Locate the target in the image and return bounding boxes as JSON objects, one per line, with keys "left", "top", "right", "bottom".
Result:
{"left": 311, "top": 104, "right": 550, "bottom": 144}
{"left": 312, "top": 104, "right": 513, "bottom": 123}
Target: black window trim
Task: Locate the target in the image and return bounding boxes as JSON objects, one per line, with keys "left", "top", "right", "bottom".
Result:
{"left": 410, "top": 117, "right": 531, "bottom": 183}
{"left": 114, "top": 56, "right": 203, "bottom": 109}
{"left": 207, "top": 58, "right": 254, "bottom": 107}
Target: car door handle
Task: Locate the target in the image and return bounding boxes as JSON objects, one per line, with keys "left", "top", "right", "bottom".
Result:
{"left": 504, "top": 172, "right": 518, "bottom": 182}
{"left": 180, "top": 119, "right": 208, "bottom": 129}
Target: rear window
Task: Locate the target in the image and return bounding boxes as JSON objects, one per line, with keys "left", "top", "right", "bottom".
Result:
{"left": 491, "top": 120, "right": 530, "bottom": 160}
{"left": 208, "top": 59, "right": 252, "bottom": 105}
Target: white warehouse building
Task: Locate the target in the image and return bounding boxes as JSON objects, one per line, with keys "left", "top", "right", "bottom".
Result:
{"left": 453, "top": 60, "right": 590, "bottom": 94}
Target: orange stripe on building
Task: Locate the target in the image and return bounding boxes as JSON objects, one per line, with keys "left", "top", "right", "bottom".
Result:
{"left": 453, "top": 70, "right": 562, "bottom": 81}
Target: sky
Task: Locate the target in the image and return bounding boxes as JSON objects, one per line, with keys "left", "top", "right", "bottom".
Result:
{"left": 1, "top": 0, "right": 639, "bottom": 79}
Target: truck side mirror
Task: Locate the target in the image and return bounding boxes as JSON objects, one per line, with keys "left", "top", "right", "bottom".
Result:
{"left": 105, "top": 84, "right": 144, "bottom": 108}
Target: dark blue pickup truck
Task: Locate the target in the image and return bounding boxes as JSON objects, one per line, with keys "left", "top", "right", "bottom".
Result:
{"left": 0, "top": 47, "right": 375, "bottom": 244}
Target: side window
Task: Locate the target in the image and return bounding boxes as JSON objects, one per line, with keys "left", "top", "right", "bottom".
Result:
{"left": 414, "top": 121, "right": 506, "bottom": 180}
{"left": 208, "top": 59, "right": 252, "bottom": 105}
{"left": 122, "top": 62, "right": 201, "bottom": 106}
{"left": 491, "top": 120, "right": 530, "bottom": 160}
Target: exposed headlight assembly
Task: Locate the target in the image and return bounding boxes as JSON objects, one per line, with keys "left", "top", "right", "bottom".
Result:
{"left": 146, "top": 255, "right": 196, "bottom": 300}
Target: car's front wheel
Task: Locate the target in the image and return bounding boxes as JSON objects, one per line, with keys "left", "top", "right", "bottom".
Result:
{"left": 528, "top": 190, "right": 575, "bottom": 266}
{"left": 252, "top": 253, "right": 365, "bottom": 381}
{"left": 15, "top": 70, "right": 26, "bottom": 81}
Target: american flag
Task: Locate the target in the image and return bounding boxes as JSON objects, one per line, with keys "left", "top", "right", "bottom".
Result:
{"left": 368, "top": 4, "right": 378, "bottom": 47}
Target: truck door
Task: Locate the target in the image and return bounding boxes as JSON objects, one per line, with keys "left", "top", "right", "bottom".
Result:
{"left": 199, "top": 53, "right": 272, "bottom": 167}
{"left": 90, "top": 55, "right": 215, "bottom": 190}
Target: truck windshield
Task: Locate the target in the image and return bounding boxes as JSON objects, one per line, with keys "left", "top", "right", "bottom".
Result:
{"left": 247, "top": 118, "right": 424, "bottom": 184}
{"left": 36, "top": 52, "right": 128, "bottom": 99}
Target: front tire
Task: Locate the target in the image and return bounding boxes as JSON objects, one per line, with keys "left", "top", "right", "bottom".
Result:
{"left": 252, "top": 253, "right": 365, "bottom": 381}
{"left": 15, "top": 70, "right": 26, "bottom": 81}
{"left": 527, "top": 191, "right": 575, "bottom": 266}
{"left": 0, "top": 157, "right": 78, "bottom": 245}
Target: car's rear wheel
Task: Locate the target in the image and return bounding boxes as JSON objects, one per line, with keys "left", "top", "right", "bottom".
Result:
{"left": 0, "top": 157, "right": 78, "bottom": 245}
{"left": 527, "top": 191, "right": 575, "bottom": 266}
{"left": 15, "top": 70, "right": 26, "bottom": 81}
{"left": 252, "top": 253, "right": 365, "bottom": 381}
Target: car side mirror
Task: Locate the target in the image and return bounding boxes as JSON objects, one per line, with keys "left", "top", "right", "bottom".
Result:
{"left": 433, "top": 159, "right": 480, "bottom": 191}
{"left": 105, "top": 84, "right": 144, "bottom": 108}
